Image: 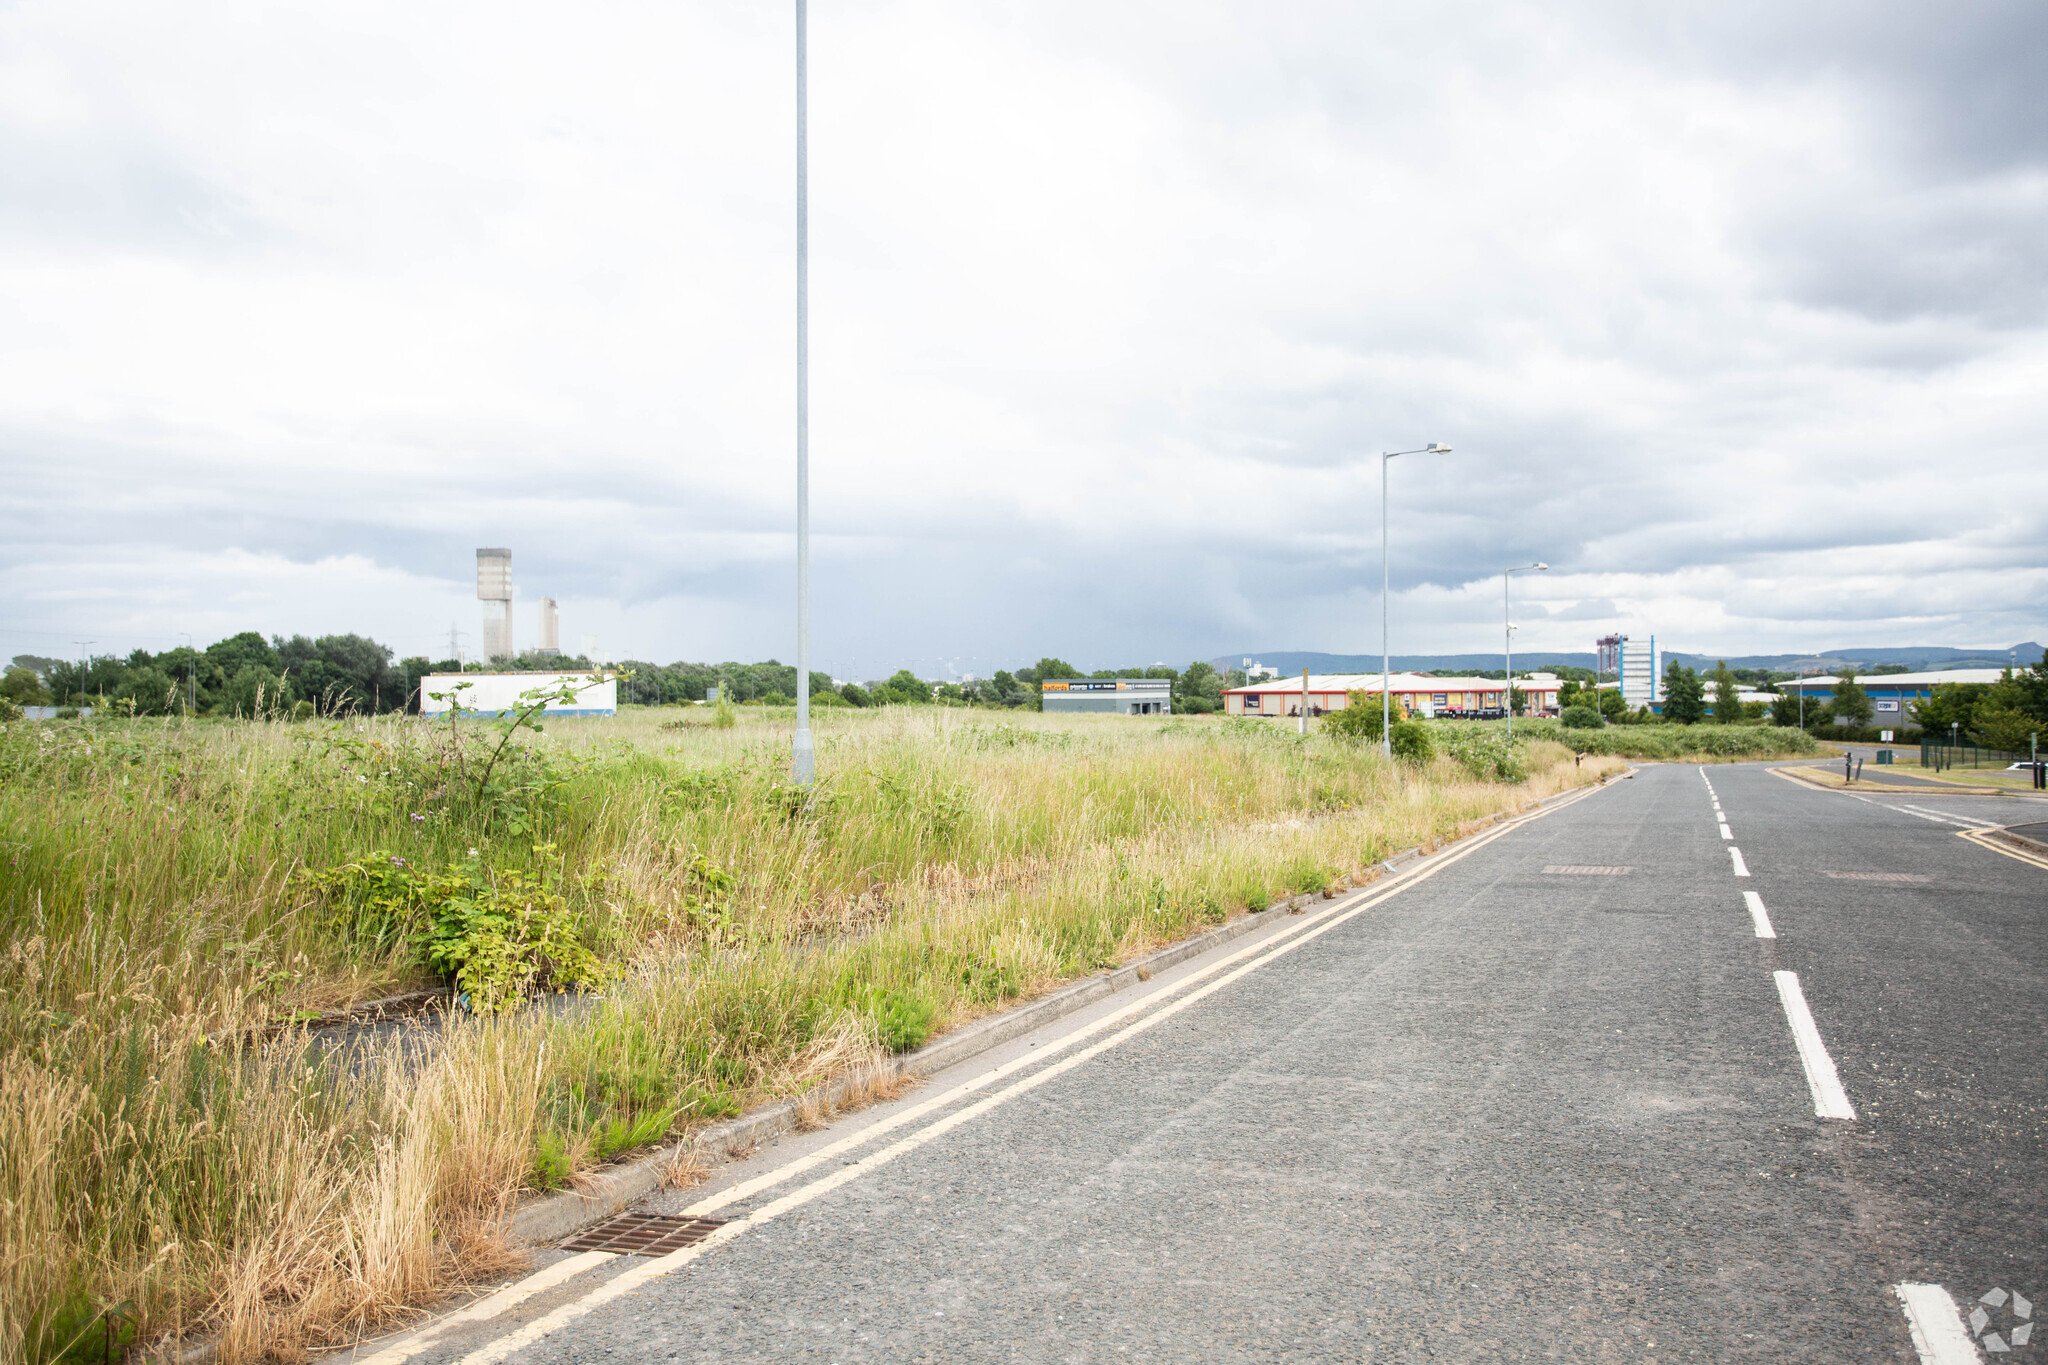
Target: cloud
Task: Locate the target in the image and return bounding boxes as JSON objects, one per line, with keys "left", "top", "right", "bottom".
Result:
{"left": 2, "top": 0, "right": 2044, "bottom": 674}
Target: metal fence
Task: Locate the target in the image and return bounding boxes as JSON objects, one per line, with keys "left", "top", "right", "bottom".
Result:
{"left": 1918, "top": 742, "right": 2026, "bottom": 771}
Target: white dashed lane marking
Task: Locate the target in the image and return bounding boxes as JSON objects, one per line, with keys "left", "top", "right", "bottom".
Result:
{"left": 1894, "top": 1283, "right": 1983, "bottom": 1364}
{"left": 1774, "top": 970, "right": 1856, "bottom": 1120}
{"left": 1743, "top": 891, "right": 1776, "bottom": 939}
{"left": 1730, "top": 846, "right": 1750, "bottom": 877}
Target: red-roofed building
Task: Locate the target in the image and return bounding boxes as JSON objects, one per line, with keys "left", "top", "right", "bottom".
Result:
{"left": 1222, "top": 672, "right": 1562, "bottom": 719}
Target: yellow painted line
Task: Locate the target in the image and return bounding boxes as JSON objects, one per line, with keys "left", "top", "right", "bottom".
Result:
{"left": 1959, "top": 827, "right": 2048, "bottom": 871}
{"left": 1767, "top": 765, "right": 2004, "bottom": 798}
{"left": 452, "top": 775, "right": 1618, "bottom": 1365}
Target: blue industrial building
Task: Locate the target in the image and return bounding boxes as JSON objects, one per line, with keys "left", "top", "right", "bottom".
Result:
{"left": 1775, "top": 669, "right": 2004, "bottom": 724}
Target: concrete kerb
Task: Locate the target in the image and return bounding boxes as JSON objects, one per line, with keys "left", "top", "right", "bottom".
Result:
{"left": 150, "top": 765, "right": 1627, "bottom": 1363}
{"left": 502, "top": 764, "right": 1628, "bottom": 1247}
{"left": 1990, "top": 825, "right": 2048, "bottom": 858}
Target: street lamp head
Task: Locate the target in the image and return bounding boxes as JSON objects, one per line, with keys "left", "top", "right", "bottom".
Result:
{"left": 1533, "top": 561, "right": 1548, "bottom": 571}
{"left": 1427, "top": 443, "right": 1451, "bottom": 453}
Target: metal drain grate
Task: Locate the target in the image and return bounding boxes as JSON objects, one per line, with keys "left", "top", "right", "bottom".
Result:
{"left": 1823, "top": 871, "right": 1931, "bottom": 883}
{"left": 560, "top": 1212, "right": 729, "bottom": 1256}
{"left": 1542, "top": 865, "right": 1632, "bottom": 875}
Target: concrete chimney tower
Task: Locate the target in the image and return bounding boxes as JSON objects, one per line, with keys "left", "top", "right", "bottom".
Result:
{"left": 537, "top": 596, "right": 560, "bottom": 655}
{"left": 477, "top": 548, "right": 512, "bottom": 659}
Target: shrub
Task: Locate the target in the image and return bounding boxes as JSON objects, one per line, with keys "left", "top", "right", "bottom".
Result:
{"left": 1437, "top": 727, "right": 1527, "bottom": 782}
{"left": 300, "top": 852, "right": 611, "bottom": 1012}
{"left": 291, "top": 699, "right": 316, "bottom": 722}
{"left": 1321, "top": 694, "right": 1386, "bottom": 744}
{"left": 1560, "top": 705, "right": 1603, "bottom": 730}
{"left": 1389, "top": 720, "right": 1434, "bottom": 764}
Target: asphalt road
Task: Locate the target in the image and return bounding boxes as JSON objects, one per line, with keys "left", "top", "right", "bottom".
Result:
{"left": 370, "top": 763, "right": 2048, "bottom": 1364}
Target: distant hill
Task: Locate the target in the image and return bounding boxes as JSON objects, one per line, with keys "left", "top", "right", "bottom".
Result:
{"left": 1212, "top": 643, "right": 2044, "bottom": 677}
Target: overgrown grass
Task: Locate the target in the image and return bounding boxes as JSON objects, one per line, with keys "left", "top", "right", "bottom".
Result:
{"left": 0, "top": 707, "right": 1619, "bottom": 1361}
{"left": 1507, "top": 718, "right": 1821, "bottom": 760}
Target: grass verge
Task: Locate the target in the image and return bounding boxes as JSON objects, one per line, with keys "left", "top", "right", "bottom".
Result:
{"left": 1, "top": 707, "right": 1620, "bottom": 1361}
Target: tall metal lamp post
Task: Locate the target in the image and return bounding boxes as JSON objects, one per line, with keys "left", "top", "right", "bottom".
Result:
{"left": 1380, "top": 444, "right": 1450, "bottom": 756}
{"left": 1502, "top": 563, "right": 1546, "bottom": 736}
{"left": 791, "top": 0, "right": 815, "bottom": 784}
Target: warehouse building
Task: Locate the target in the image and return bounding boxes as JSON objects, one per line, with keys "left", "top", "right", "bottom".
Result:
{"left": 419, "top": 671, "right": 617, "bottom": 717}
{"left": 1773, "top": 669, "right": 2005, "bottom": 723}
{"left": 1040, "top": 678, "right": 1173, "bottom": 715}
{"left": 1222, "top": 673, "right": 1563, "bottom": 719}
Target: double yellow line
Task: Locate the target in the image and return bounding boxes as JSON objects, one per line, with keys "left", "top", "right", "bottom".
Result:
{"left": 1959, "top": 827, "right": 2048, "bottom": 871}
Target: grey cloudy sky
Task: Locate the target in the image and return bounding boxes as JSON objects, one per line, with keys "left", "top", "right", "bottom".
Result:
{"left": 3, "top": 0, "right": 2044, "bottom": 675}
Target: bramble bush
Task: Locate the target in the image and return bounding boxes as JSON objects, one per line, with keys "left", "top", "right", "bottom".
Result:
{"left": 299, "top": 849, "right": 610, "bottom": 1012}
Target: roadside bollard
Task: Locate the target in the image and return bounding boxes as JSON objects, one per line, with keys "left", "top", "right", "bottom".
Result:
{"left": 1844, "top": 752, "right": 1852, "bottom": 784}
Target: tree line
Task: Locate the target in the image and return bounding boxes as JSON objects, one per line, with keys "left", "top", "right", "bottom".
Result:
{"left": 1545, "top": 652, "right": 2048, "bottom": 748}
{"left": 1, "top": 638, "right": 1246, "bottom": 718}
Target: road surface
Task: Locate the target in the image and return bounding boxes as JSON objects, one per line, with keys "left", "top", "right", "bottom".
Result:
{"left": 356, "top": 762, "right": 2048, "bottom": 1364}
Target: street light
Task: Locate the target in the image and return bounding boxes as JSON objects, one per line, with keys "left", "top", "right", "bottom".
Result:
{"left": 791, "top": 0, "right": 815, "bottom": 785}
{"left": 72, "top": 641, "right": 94, "bottom": 710}
{"left": 1502, "top": 563, "right": 1547, "bottom": 737}
{"left": 1381, "top": 444, "right": 1450, "bottom": 756}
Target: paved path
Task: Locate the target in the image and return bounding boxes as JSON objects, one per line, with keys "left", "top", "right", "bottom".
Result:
{"left": 360, "top": 765, "right": 2048, "bottom": 1364}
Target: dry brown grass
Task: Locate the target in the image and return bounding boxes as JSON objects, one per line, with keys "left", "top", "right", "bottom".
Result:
{"left": 0, "top": 707, "right": 1619, "bottom": 1362}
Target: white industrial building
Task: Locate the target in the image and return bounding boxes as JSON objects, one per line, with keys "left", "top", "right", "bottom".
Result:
{"left": 1040, "top": 678, "right": 1173, "bottom": 715}
{"left": 537, "top": 596, "right": 560, "bottom": 655}
{"left": 477, "top": 548, "right": 513, "bottom": 659}
{"left": 419, "top": 671, "right": 616, "bottom": 717}
{"left": 1598, "top": 633, "right": 1661, "bottom": 709}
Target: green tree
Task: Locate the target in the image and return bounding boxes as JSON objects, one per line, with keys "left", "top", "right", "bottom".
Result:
{"left": 0, "top": 665, "right": 51, "bottom": 707}
{"left": 1910, "top": 682, "right": 1985, "bottom": 736}
{"left": 1661, "top": 662, "right": 1706, "bottom": 724}
{"left": 1974, "top": 703, "right": 2038, "bottom": 753}
{"left": 205, "top": 631, "right": 281, "bottom": 679}
{"left": 1769, "top": 692, "right": 1802, "bottom": 728}
{"left": 47, "top": 654, "right": 129, "bottom": 707}
{"left": 1174, "top": 662, "right": 1223, "bottom": 714}
{"left": 1018, "top": 657, "right": 1080, "bottom": 711}
{"left": 1828, "top": 673, "right": 1873, "bottom": 728}
{"left": 985, "top": 670, "right": 1028, "bottom": 708}
{"left": 840, "top": 682, "right": 872, "bottom": 707}
{"left": 219, "top": 664, "right": 293, "bottom": 718}
{"left": 1709, "top": 660, "right": 1742, "bottom": 724}
{"left": 875, "top": 669, "right": 932, "bottom": 705}
{"left": 2013, "top": 648, "right": 2048, "bottom": 723}
{"left": 1972, "top": 668, "right": 2041, "bottom": 751}
{"left": 109, "top": 665, "right": 179, "bottom": 716}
